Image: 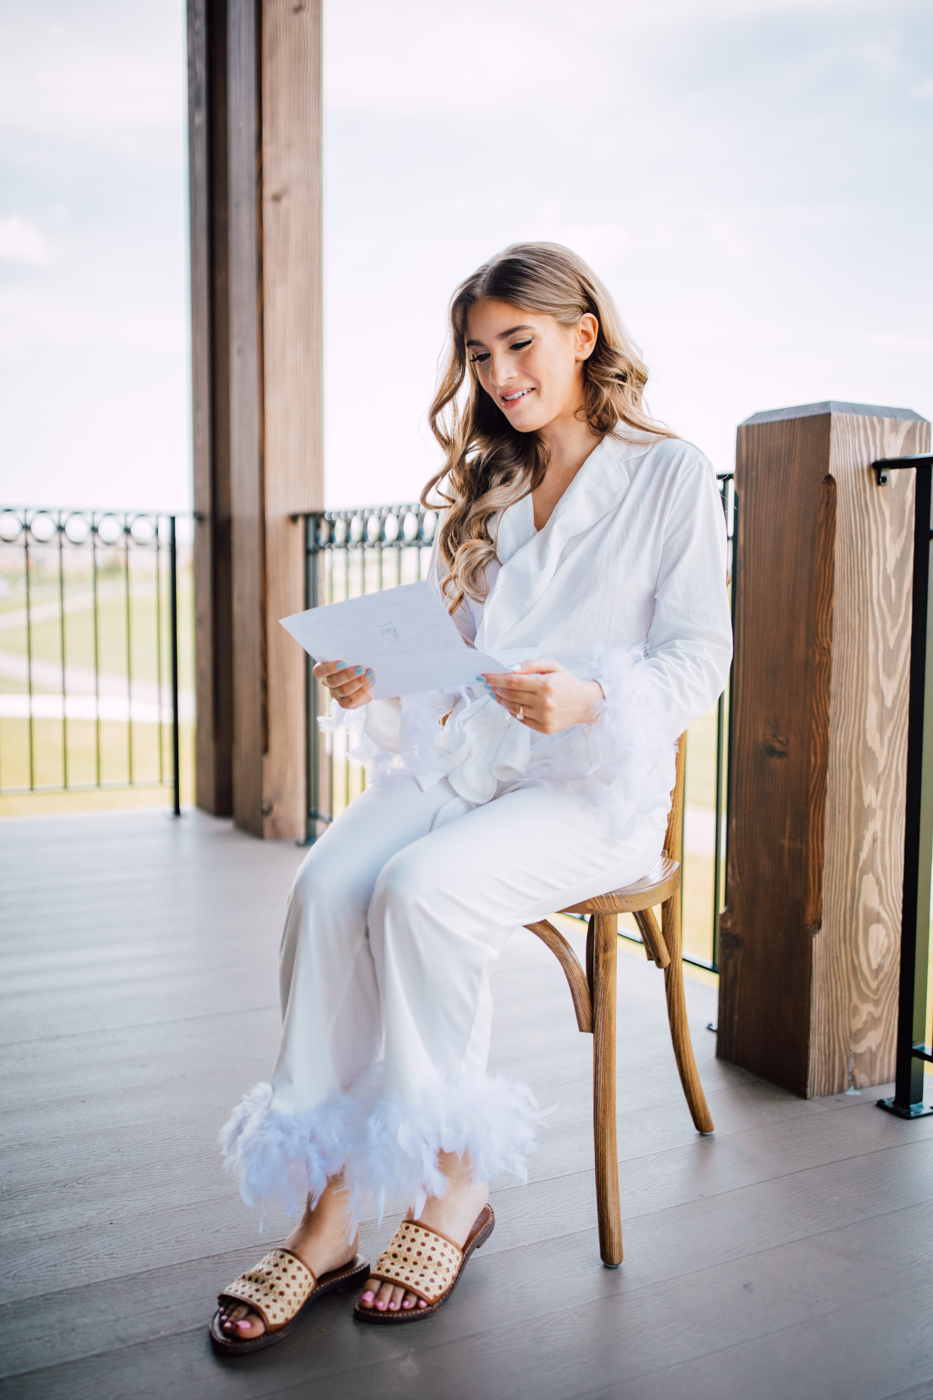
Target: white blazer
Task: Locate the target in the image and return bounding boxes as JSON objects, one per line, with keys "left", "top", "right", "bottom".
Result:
{"left": 327, "top": 430, "right": 733, "bottom": 848}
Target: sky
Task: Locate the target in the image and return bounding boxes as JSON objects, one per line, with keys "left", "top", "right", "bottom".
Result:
{"left": 0, "top": 0, "right": 931, "bottom": 512}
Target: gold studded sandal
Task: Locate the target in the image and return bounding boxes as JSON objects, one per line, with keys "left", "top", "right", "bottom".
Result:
{"left": 354, "top": 1204, "right": 494, "bottom": 1324}
{"left": 209, "top": 1247, "right": 370, "bottom": 1354}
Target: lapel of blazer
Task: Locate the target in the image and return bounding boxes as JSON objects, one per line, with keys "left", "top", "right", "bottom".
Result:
{"left": 480, "top": 433, "right": 655, "bottom": 649}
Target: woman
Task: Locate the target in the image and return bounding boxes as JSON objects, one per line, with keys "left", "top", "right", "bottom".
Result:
{"left": 211, "top": 242, "right": 732, "bottom": 1351}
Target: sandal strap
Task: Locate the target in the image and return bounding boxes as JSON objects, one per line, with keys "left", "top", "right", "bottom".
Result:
{"left": 371, "top": 1220, "right": 463, "bottom": 1305}
{"left": 219, "top": 1248, "right": 317, "bottom": 1332}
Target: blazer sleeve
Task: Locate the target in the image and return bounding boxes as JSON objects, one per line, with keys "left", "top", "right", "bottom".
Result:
{"left": 638, "top": 450, "right": 733, "bottom": 739}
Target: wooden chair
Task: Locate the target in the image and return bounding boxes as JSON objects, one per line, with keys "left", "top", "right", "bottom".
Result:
{"left": 524, "top": 734, "right": 713, "bottom": 1267}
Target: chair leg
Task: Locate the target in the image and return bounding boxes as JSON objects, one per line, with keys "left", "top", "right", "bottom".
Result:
{"left": 661, "top": 888, "right": 715, "bottom": 1134}
{"left": 592, "top": 912, "right": 623, "bottom": 1266}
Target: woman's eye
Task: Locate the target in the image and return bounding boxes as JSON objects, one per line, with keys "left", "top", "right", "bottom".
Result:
{"left": 469, "top": 352, "right": 490, "bottom": 364}
{"left": 510, "top": 339, "right": 532, "bottom": 351}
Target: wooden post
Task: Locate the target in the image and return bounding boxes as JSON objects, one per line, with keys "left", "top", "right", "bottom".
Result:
{"left": 187, "top": 0, "right": 234, "bottom": 816}
{"left": 259, "top": 0, "right": 324, "bottom": 839}
{"left": 719, "top": 401, "right": 931, "bottom": 1097}
{"left": 187, "top": 0, "right": 322, "bottom": 838}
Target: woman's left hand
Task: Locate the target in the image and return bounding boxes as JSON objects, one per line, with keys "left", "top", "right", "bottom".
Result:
{"left": 479, "top": 660, "right": 604, "bottom": 734}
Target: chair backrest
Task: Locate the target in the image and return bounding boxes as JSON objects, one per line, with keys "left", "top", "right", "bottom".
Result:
{"left": 662, "top": 734, "right": 687, "bottom": 864}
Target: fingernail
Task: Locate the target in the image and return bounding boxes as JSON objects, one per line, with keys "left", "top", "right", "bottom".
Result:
{"left": 475, "top": 675, "right": 486, "bottom": 682}
{"left": 365, "top": 669, "right": 375, "bottom": 678}
{"left": 334, "top": 661, "right": 346, "bottom": 670}
{"left": 511, "top": 664, "right": 523, "bottom": 671}
{"left": 354, "top": 666, "right": 364, "bottom": 675}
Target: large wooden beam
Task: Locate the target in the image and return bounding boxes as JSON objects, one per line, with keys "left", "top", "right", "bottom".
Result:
{"left": 187, "top": 0, "right": 234, "bottom": 816}
{"left": 187, "top": 0, "right": 322, "bottom": 838}
{"left": 259, "top": 0, "right": 323, "bottom": 838}
{"left": 719, "top": 401, "right": 931, "bottom": 1097}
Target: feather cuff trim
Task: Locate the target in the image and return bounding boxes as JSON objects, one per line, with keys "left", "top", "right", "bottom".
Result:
{"left": 344, "top": 1071, "right": 550, "bottom": 1221}
{"left": 218, "top": 1082, "right": 361, "bottom": 1217}
{"left": 219, "top": 1071, "right": 548, "bottom": 1222}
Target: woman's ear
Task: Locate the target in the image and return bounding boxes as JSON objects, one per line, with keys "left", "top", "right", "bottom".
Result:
{"left": 575, "top": 313, "right": 599, "bottom": 361}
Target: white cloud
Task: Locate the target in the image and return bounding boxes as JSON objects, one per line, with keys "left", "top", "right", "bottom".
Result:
{"left": 0, "top": 215, "right": 57, "bottom": 267}
{"left": 910, "top": 77, "right": 933, "bottom": 98}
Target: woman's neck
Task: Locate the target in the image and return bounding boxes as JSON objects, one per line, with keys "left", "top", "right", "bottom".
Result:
{"left": 532, "top": 410, "right": 603, "bottom": 531}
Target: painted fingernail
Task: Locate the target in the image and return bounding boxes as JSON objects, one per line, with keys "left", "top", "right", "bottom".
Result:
{"left": 334, "top": 661, "right": 346, "bottom": 670}
{"left": 354, "top": 666, "right": 364, "bottom": 675}
{"left": 475, "top": 675, "right": 486, "bottom": 682}
{"left": 365, "top": 669, "right": 375, "bottom": 678}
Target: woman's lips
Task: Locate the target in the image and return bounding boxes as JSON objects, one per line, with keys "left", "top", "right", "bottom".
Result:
{"left": 500, "top": 387, "right": 534, "bottom": 405}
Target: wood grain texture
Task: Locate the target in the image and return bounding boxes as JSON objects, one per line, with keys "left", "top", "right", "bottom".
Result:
{"left": 561, "top": 856, "right": 679, "bottom": 914}
{"left": 811, "top": 412, "right": 930, "bottom": 1094}
{"left": 226, "top": 0, "right": 264, "bottom": 836}
{"left": 188, "top": 0, "right": 234, "bottom": 817}
{"left": 592, "top": 912, "right": 622, "bottom": 1265}
{"left": 632, "top": 906, "right": 670, "bottom": 968}
{"left": 259, "top": 0, "right": 323, "bottom": 839}
{"left": 3, "top": 808, "right": 931, "bottom": 1398}
{"left": 524, "top": 920, "right": 592, "bottom": 1032}
{"left": 718, "top": 411, "right": 832, "bottom": 1093}
{"left": 720, "top": 403, "right": 930, "bottom": 1098}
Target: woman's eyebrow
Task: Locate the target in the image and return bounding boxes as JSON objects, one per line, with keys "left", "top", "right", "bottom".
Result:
{"left": 466, "top": 324, "right": 534, "bottom": 348}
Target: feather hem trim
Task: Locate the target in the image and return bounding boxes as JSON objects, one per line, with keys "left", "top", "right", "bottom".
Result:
{"left": 218, "top": 1071, "right": 548, "bottom": 1223}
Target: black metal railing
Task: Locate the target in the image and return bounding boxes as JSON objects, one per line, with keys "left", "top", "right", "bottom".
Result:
{"left": 872, "top": 455, "right": 933, "bottom": 1119}
{"left": 0, "top": 507, "right": 188, "bottom": 814}
{"left": 303, "top": 477, "right": 736, "bottom": 973}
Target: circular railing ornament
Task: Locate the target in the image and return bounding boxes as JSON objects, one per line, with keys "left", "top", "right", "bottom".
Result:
{"left": 96, "top": 514, "right": 124, "bottom": 546}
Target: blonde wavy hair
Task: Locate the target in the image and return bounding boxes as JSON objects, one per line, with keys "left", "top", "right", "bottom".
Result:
{"left": 420, "top": 242, "right": 669, "bottom": 613}
{"left": 421, "top": 241, "right": 674, "bottom": 614}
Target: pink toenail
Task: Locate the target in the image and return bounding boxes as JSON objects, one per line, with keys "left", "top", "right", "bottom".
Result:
{"left": 361, "top": 1290, "right": 375, "bottom": 1302}
{"left": 375, "top": 1299, "right": 387, "bottom": 1310}
{"left": 236, "top": 1320, "right": 252, "bottom": 1331}
{"left": 402, "top": 1299, "right": 414, "bottom": 1308}
{"left": 418, "top": 1300, "right": 427, "bottom": 1308}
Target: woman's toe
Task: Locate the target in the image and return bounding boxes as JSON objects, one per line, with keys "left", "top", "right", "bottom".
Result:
{"left": 375, "top": 1282, "right": 394, "bottom": 1310}
{"left": 358, "top": 1278, "right": 379, "bottom": 1309}
{"left": 387, "top": 1285, "right": 406, "bottom": 1311}
{"left": 401, "top": 1290, "right": 418, "bottom": 1310}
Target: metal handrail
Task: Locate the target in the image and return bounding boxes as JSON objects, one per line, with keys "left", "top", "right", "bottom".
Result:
{"left": 0, "top": 506, "right": 185, "bottom": 811}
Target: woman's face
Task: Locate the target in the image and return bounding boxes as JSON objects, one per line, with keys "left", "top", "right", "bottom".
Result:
{"left": 464, "top": 298, "right": 598, "bottom": 435}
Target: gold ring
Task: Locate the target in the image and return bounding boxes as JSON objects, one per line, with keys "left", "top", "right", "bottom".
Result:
{"left": 516, "top": 705, "right": 524, "bottom": 722}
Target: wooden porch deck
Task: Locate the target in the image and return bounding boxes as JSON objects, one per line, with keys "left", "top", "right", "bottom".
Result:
{"left": 1, "top": 807, "right": 932, "bottom": 1400}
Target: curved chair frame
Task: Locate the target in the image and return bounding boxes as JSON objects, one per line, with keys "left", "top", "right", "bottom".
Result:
{"left": 525, "top": 734, "right": 713, "bottom": 1267}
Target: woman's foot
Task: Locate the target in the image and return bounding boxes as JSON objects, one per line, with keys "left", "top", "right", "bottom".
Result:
{"left": 218, "top": 1177, "right": 358, "bottom": 1341}
{"left": 357, "top": 1150, "right": 489, "bottom": 1314}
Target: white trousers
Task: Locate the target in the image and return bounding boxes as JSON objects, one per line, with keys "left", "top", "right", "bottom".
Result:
{"left": 220, "top": 775, "right": 663, "bottom": 1219}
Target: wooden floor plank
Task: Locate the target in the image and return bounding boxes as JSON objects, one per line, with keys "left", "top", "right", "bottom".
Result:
{"left": 2, "top": 807, "right": 929, "bottom": 1400}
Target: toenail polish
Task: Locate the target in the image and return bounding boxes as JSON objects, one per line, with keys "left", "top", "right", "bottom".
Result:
{"left": 361, "top": 1291, "right": 374, "bottom": 1302}
{"left": 375, "top": 1300, "right": 386, "bottom": 1310}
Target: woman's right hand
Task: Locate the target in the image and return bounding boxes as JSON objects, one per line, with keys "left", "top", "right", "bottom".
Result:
{"left": 312, "top": 659, "right": 375, "bottom": 710}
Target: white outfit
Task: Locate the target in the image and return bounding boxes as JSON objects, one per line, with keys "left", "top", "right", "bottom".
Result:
{"left": 220, "top": 432, "right": 732, "bottom": 1220}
